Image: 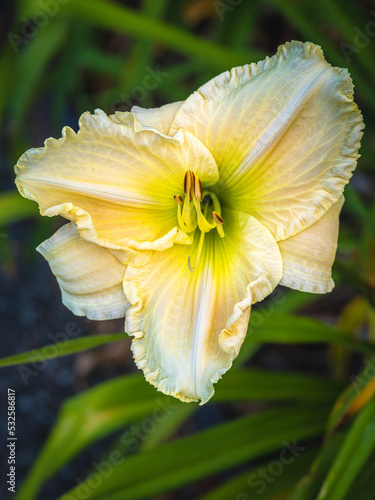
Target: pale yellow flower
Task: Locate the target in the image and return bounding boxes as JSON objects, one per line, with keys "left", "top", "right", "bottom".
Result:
{"left": 15, "top": 41, "right": 363, "bottom": 404}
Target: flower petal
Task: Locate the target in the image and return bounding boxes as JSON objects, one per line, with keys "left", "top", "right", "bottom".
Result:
{"left": 278, "top": 196, "right": 344, "bottom": 294}
{"left": 16, "top": 110, "right": 218, "bottom": 265}
{"left": 128, "top": 101, "right": 183, "bottom": 134}
{"left": 37, "top": 223, "right": 129, "bottom": 320}
{"left": 170, "top": 41, "right": 363, "bottom": 240}
{"left": 123, "top": 209, "right": 282, "bottom": 404}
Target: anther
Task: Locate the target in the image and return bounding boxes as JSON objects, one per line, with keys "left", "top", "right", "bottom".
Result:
{"left": 189, "top": 172, "right": 195, "bottom": 199}
{"left": 212, "top": 211, "right": 224, "bottom": 225}
{"left": 183, "top": 171, "right": 190, "bottom": 196}
{"left": 194, "top": 177, "right": 203, "bottom": 202}
{"left": 184, "top": 171, "right": 196, "bottom": 198}
{"left": 174, "top": 195, "right": 183, "bottom": 204}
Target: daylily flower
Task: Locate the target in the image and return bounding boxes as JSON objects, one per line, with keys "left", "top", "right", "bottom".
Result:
{"left": 15, "top": 41, "right": 363, "bottom": 404}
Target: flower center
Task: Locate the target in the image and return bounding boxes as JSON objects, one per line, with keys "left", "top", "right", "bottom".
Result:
{"left": 174, "top": 170, "right": 225, "bottom": 271}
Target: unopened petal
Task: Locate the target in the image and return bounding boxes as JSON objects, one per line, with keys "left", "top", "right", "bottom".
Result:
{"left": 16, "top": 110, "right": 218, "bottom": 265}
{"left": 37, "top": 223, "right": 129, "bottom": 320}
{"left": 123, "top": 210, "right": 282, "bottom": 404}
{"left": 279, "top": 196, "right": 344, "bottom": 294}
{"left": 170, "top": 41, "right": 363, "bottom": 241}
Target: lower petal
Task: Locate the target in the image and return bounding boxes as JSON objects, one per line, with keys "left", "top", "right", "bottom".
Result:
{"left": 278, "top": 196, "right": 344, "bottom": 293}
{"left": 37, "top": 223, "right": 129, "bottom": 320}
{"left": 123, "top": 209, "right": 282, "bottom": 404}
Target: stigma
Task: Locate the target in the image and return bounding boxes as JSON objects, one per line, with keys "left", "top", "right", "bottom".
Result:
{"left": 174, "top": 171, "right": 225, "bottom": 271}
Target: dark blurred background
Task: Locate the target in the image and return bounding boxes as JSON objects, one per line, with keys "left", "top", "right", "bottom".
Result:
{"left": 1, "top": 1, "right": 375, "bottom": 499}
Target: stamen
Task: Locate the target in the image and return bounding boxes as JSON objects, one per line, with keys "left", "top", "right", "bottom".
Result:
{"left": 203, "top": 191, "right": 225, "bottom": 237}
{"left": 193, "top": 197, "right": 216, "bottom": 233}
{"left": 182, "top": 193, "right": 192, "bottom": 228}
{"left": 178, "top": 172, "right": 226, "bottom": 264}
{"left": 203, "top": 191, "right": 221, "bottom": 215}
{"left": 177, "top": 203, "right": 197, "bottom": 233}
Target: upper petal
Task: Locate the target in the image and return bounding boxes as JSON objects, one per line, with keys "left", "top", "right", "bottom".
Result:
{"left": 170, "top": 41, "right": 363, "bottom": 240}
{"left": 123, "top": 209, "right": 282, "bottom": 404}
{"left": 128, "top": 101, "right": 183, "bottom": 134}
{"left": 15, "top": 110, "right": 218, "bottom": 264}
{"left": 279, "top": 196, "right": 344, "bottom": 294}
{"left": 37, "top": 223, "right": 129, "bottom": 320}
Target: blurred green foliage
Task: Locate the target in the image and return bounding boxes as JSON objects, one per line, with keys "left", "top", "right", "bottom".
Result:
{"left": 2, "top": 0, "right": 375, "bottom": 499}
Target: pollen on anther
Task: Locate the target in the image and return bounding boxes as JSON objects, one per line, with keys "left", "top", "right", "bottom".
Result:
{"left": 212, "top": 211, "right": 224, "bottom": 225}
{"left": 184, "top": 171, "right": 194, "bottom": 197}
{"left": 194, "top": 177, "right": 203, "bottom": 202}
{"left": 174, "top": 195, "right": 183, "bottom": 204}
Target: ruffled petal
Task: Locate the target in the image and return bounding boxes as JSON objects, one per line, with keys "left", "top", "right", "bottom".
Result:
{"left": 170, "top": 41, "right": 363, "bottom": 241}
{"left": 15, "top": 110, "right": 218, "bottom": 265}
{"left": 128, "top": 101, "right": 183, "bottom": 134}
{"left": 123, "top": 209, "right": 282, "bottom": 404}
{"left": 279, "top": 196, "right": 344, "bottom": 294}
{"left": 37, "top": 223, "right": 129, "bottom": 320}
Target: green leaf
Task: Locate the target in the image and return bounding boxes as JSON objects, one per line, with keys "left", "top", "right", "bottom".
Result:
{"left": 16, "top": 368, "right": 337, "bottom": 500}
{"left": 317, "top": 400, "right": 375, "bottom": 500}
{"left": 59, "top": 403, "right": 331, "bottom": 500}
{"left": 60, "top": 0, "right": 264, "bottom": 70}
{"left": 15, "top": 374, "right": 183, "bottom": 500}
{"left": 326, "top": 355, "right": 375, "bottom": 434}
{"left": 200, "top": 447, "right": 318, "bottom": 500}
{"left": 9, "top": 18, "right": 69, "bottom": 131}
{"left": 139, "top": 404, "right": 195, "bottom": 452}
{"left": 344, "top": 452, "right": 375, "bottom": 500}
{"left": 0, "top": 334, "right": 125, "bottom": 367}
{"left": 0, "top": 45, "right": 15, "bottom": 123}
{"left": 288, "top": 433, "right": 344, "bottom": 500}
{"left": 344, "top": 185, "right": 375, "bottom": 235}
{"left": 246, "top": 311, "right": 375, "bottom": 355}
{"left": 214, "top": 369, "right": 342, "bottom": 403}
{"left": 0, "top": 191, "right": 38, "bottom": 226}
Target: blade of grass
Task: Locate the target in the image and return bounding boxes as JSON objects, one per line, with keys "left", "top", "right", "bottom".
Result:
{"left": 214, "top": 369, "right": 342, "bottom": 403}
{"left": 0, "top": 191, "right": 38, "bottom": 225}
{"left": 9, "top": 19, "right": 69, "bottom": 131}
{"left": 288, "top": 433, "right": 344, "bottom": 500}
{"left": 200, "top": 447, "right": 318, "bottom": 500}
{"left": 344, "top": 451, "right": 375, "bottom": 500}
{"left": 60, "top": 0, "right": 264, "bottom": 71}
{"left": 15, "top": 368, "right": 334, "bottom": 500}
{"left": 15, "top": 375, "right": 183, "bottom": 500}
{"left": 59, "top": 403, "right": 331, "bottom": 500}
{"left": 246, "top": 311, "right": 375, "bottom": 355}
{"left": 327, "top": 355, "right": 375, "bottom": 434}
{"left": 52, "top": 20, "right": 92, "bottom": 127}
{"left": 0, "top": 334, "right": 126, "bottom": 367}
{"left": 115, "top": 0, "right": 171, "bottom": 109}
{"left": 0, "top": 45, "right": 15, "bottom": 124}
{"left": 139, "top": 404, "right": 194, "bottom": 452}
{"left": 317, "top": 400, "right": 375, "bottom": 500}
{"left": 344, "top": 184, "right": 375, "bottom": 235}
